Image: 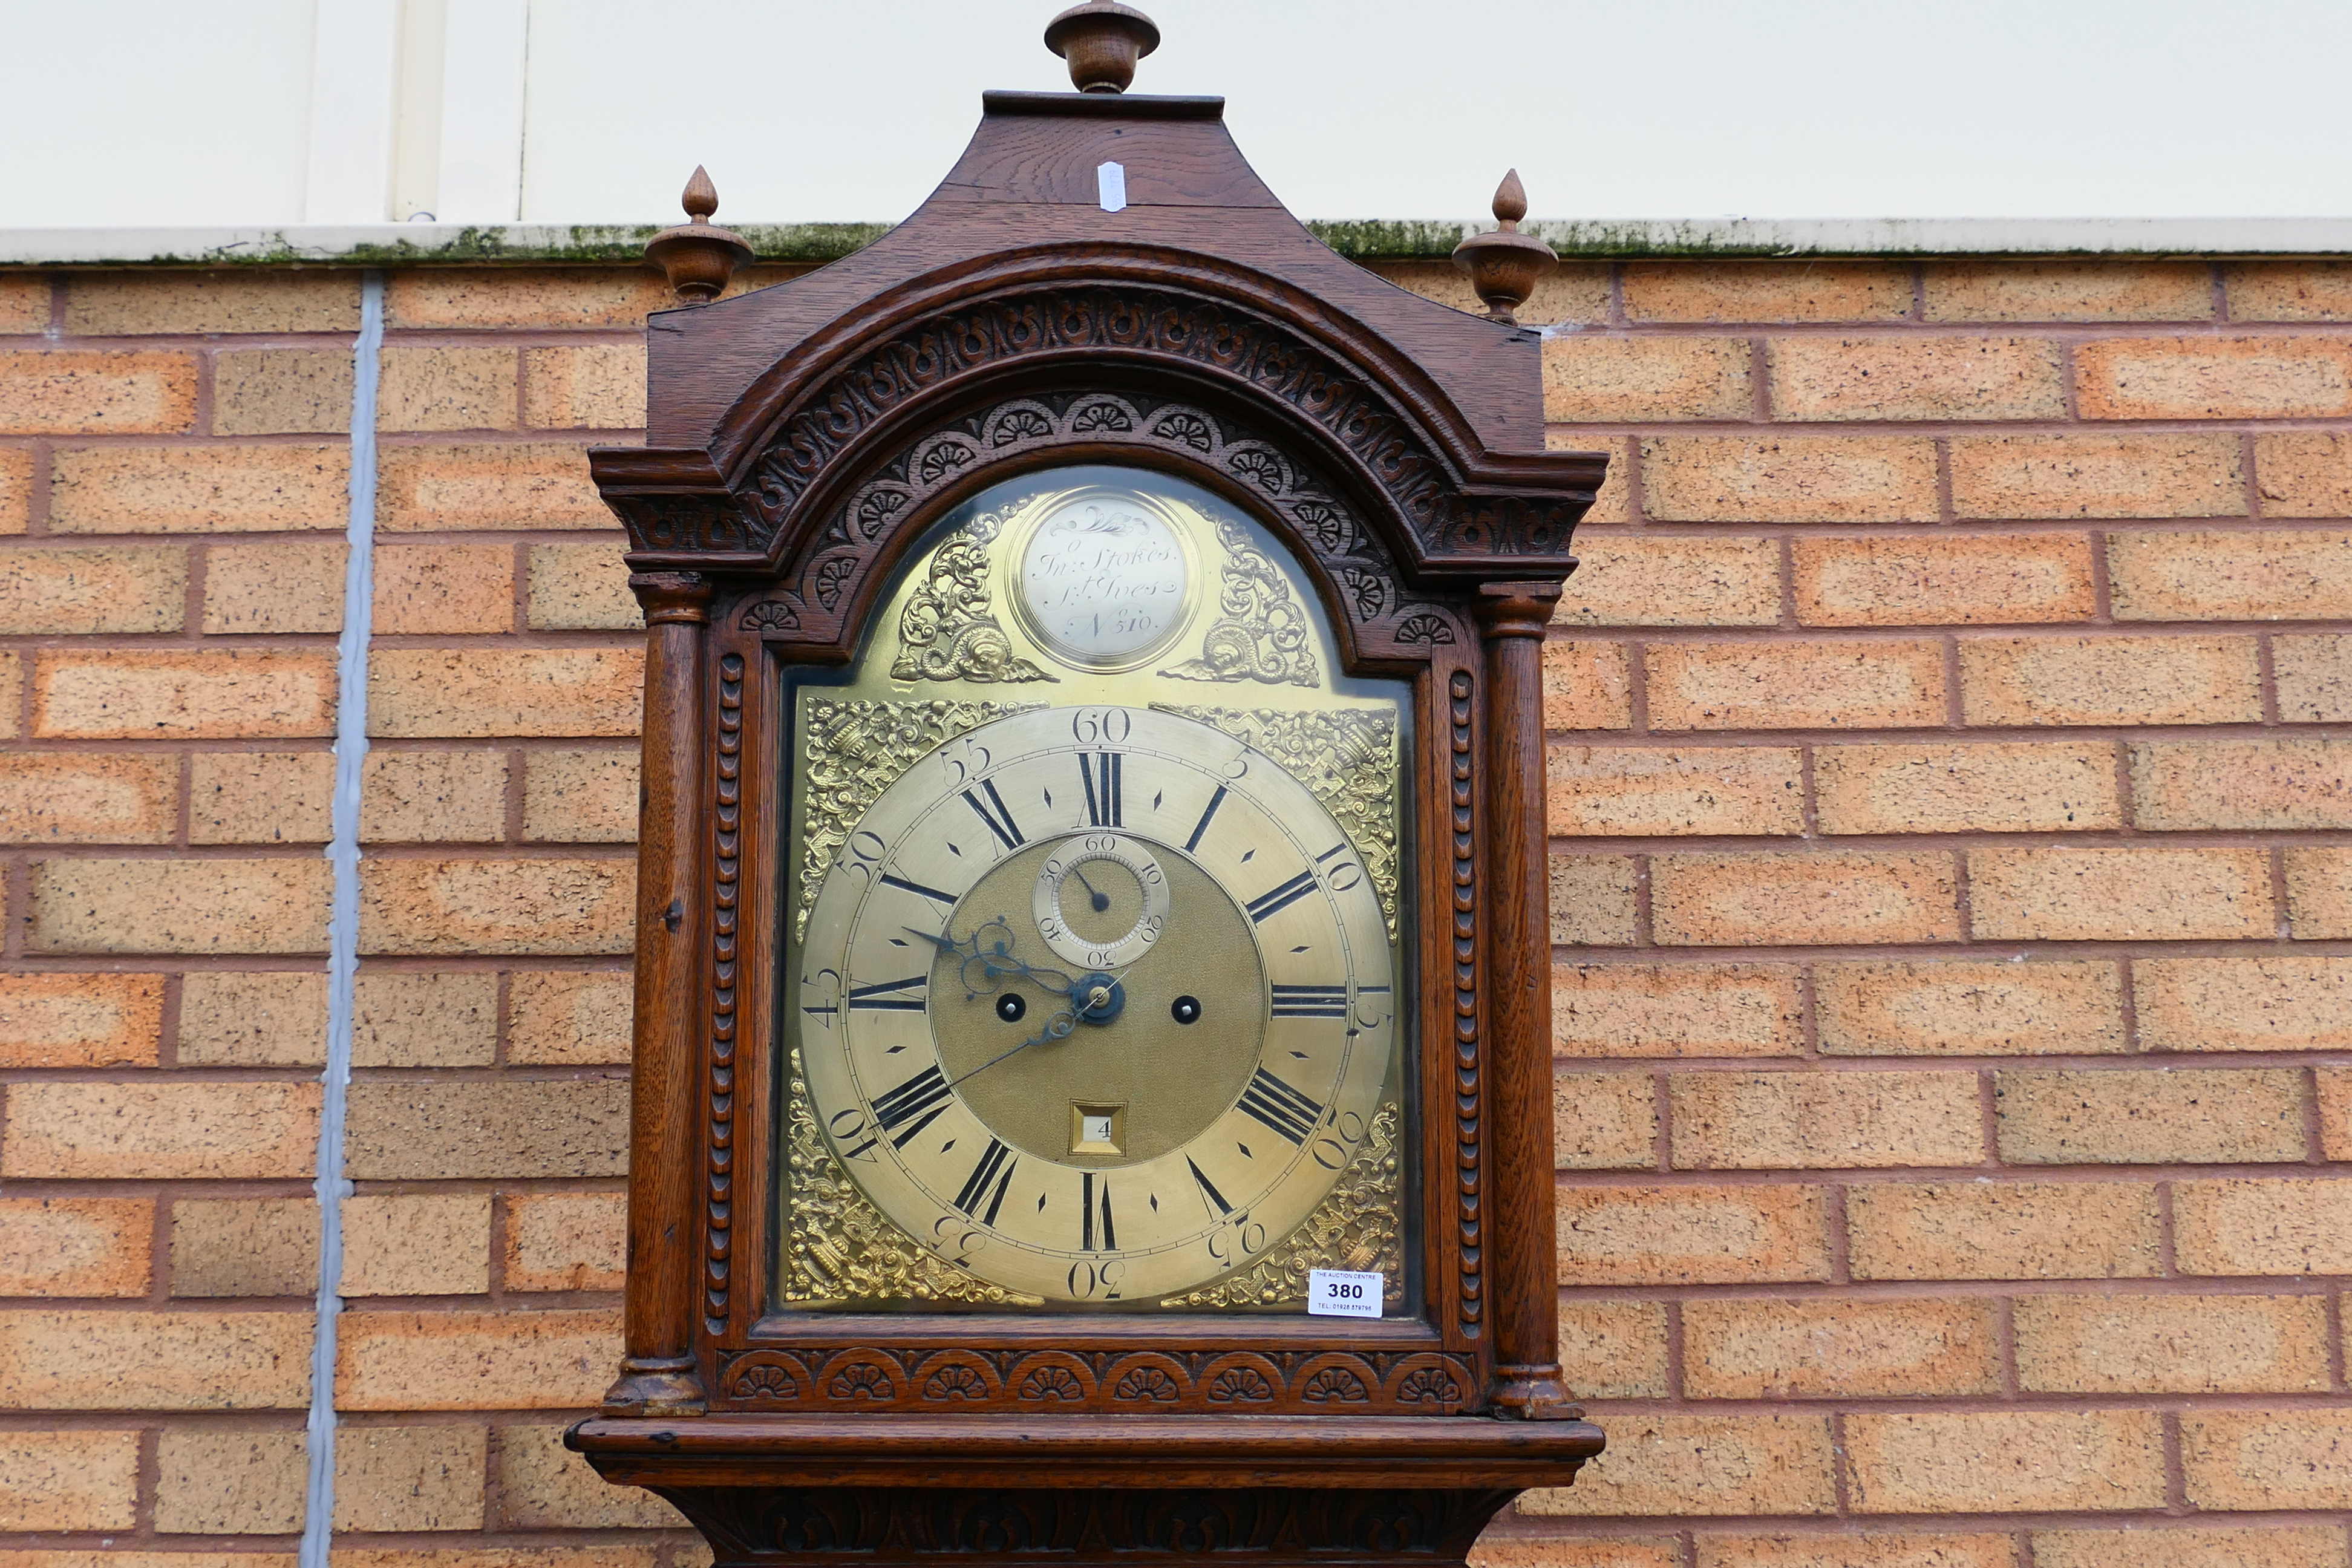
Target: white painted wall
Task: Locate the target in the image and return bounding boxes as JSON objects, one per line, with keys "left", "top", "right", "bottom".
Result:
{"left": 2, "top": 0, "right": 2349, "bottom": 228}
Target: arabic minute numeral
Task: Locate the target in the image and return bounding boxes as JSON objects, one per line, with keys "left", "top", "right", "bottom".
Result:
{"left": 1071, "top": 708, "right": 1132, "bottom": 746}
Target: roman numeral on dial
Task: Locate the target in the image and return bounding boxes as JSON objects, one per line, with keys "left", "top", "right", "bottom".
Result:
{"left": 1186, "top": 1155, "right": 1233, "bottom": 1218}
{"left": 846, "top": 975, "right": 927, "bottom": 1011}
{"left": 1246, "top": 869, "right": 1318, "bottom": 924}
{"left": 1184, "top": 784, "right": 1227, "bottom": 852}
{"left": 878, "top": 871, "right": 956, "bottom": 907}
{"left": 847, "top": 1064, "right": 954, "bottom": 1158}
{"left": 1079, "top": 751, "right": 1122, "bottom": 827}
{"left": 1080, "top": 1171, "right": 1117, "bottom": 1250}
{"left": 1270, "top": 983, "right": 1348, "bottom": 1018}
{"left": 1236, "top": 1066, "right": 1324, "bottom": 1146}
{"left": 955, "top": 1138, "right": 1018, "bottom": 1225}
{"left": 960, "top": 780, "right": 1025, "bottom": 851}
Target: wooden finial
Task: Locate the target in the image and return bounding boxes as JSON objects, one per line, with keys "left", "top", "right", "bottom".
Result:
{"left": 1044, "top": 1, "right": 1160, "bottom": 93}
{"left": 645, "top": 166, "right": 753, "bottom": 306}
{"left": 1450, "top": 168, "right": 1557, "bottom": 325}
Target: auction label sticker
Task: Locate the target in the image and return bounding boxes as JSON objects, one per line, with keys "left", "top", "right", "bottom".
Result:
{"left": 1307, "top": 1268, "right": 1383, "bottom": 1319}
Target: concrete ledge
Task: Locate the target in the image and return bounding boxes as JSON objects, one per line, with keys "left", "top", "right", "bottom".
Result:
{"left": 3, "top": 216, "right": 2351, "bottom": 267}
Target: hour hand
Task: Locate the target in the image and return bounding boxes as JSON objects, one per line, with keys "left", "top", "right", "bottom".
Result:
{"left": 902, "top": 925, "right": 962, "bottom": 955}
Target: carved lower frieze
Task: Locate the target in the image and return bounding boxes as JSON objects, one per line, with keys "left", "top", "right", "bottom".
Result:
{"left": 665, "top": 1484, "right": 1521, "bottom": 1565}
{"left": 714, "top": 1347, "right": 1478, "bottom": 1417}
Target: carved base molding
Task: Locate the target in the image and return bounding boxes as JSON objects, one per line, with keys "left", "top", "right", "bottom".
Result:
{"left": 667, "top": 1484, "right": 1521, "bottom": 1565}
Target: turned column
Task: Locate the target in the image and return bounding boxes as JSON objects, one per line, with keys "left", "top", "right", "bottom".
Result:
{"left": 603, "top": 570, "right": 713, "bottom": 1416}
{"left": 1474, "top": 580, "right": 1575, "bottom": 1418}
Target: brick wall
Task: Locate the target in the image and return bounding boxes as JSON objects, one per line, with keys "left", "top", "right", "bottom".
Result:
{"left": 1, "top": 254, "right": 2347, "bottom": 1564}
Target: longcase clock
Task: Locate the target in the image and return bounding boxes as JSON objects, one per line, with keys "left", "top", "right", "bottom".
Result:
{"left": 572, "top": 7, "right": 1610, "bottom": 1562}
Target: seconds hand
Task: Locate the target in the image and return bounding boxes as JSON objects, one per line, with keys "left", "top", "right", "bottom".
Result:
{"left": 1068, "top": 863, "right": 1112, "bottom": 912}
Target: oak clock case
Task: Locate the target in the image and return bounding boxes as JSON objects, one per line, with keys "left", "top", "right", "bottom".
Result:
{"left": 779, "top": 466, "right": 1417, "bottom": 1315}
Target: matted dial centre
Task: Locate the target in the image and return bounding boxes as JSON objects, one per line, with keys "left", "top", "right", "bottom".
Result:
{"left": 932, "top": 837, "right": 1264, "bottom": 1168}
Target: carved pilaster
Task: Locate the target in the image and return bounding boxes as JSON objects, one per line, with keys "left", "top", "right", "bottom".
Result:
{"left": 606, "top": 570, "right": 715, "bottom": 1417}
{"left": 1472, "top": 579, "right": 1575, "bottom": 1419}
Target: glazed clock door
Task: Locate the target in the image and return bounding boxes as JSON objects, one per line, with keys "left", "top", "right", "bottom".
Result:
{"left": 776, "top": 464, "right": 1415, "bottom": 1313}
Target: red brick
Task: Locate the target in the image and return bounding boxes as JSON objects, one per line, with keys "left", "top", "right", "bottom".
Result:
{"left": 0, "top": 1310, "right": 312, "bottom": 1409}
{"left": 358, "top": 857, "right": 635, "bottom": 955}
{"left": 2278, "top": 639, "right": 2352, "bottom": 722}
{"left": 1556, "top": 1301, "right": 1670, "bottom": 1399}
{"left": 0, "top": 1431, "right": 140, "bottom": 1530}
{"left": 522, "top": 748, "right": 639, "bottom": 843}
{"left": 2183, "top": 1411, "right": 2352, "bottom": 1508}
{"left": 0, "top": 1198, "right": 153, "bottom": 1296}
{"left": 1770, "top": 336, "right": 2064, "bottom": 421}
{"left": 1847, "top": 1181, "right": 2160, "bottom": 1280}
{"left": 353, "top": 969, "right": 497, "bottom": 1067}
{"left": 1967, "top": 846, "right": 2271, "bottom": 941}
{"left": 1543, "top": 336, "right": 1751, "bottom": 422}
{"left": 1996, "top": 1067, "right": 2305, "bottom": 1164}
{"left": 1553, "top": 535, "right": 1781, "bottom": 628}
{"left": 2035, "top": 1527, "right": 2344, "bottom": 1568}
{"left": 2077, "top": 336, "right": 2352, "bottom": 419}
{"left": 48, "top": 444, "right": 348, "bottom": 534}
{"left": 1384, "top": 258, "right": 1611, "bottom": 327}
{"left": 2016, "top": 1293, "right": 2328, "bottom": 1393}
{"left": 372, "top": 543, "right": 517, "bottom": 635}
{"left": 386, "top": 267, "right": 678, "bottom": 330}
{"left": 1, "top": 1081, "right": 319, "bottom": 1178}
{"left": 506, "top": 970, "right": 633, "bottom": 1065}
{"left": 1543, "top": 639, "right": 1632, "bottom": 731}
{"left": 0, "top": 546, "right": 186, "bottom": 634}
{"left": 1519, "top": 1413, "right": 1836, "bottom": 1516}
{"left": 191, "top": 751, "right": 336, "bottom": 844}
{"left": 1959, "top": 635, "right": 2261, "bottom": 726}
{"left": 1551, "top": 854, "right": 1640, "bottom": 946}
{"left": 0, "top": 650, "right": 17, "bottom": 738}
{"left": 377, "top": 345, "right": 518, "bottom": 432}
{"left": 1643, "top": 436, "right": 1940, "bottom": 523}
{"left": 33, "top": 649, "right": 337, "bottom": 738}
{"left": 1557, "top": 1183, "right": 1829, "bottom": 1285}
{"left": 1652, "top": 851, "right": 1961, "bottom": 946}
{"left": 1815, "top": 959, "right": 2124, "bottom": 1057}
{"left": 1683, "top": 1296, "right": 2001, "bottom": 1397}
{"left": 2227, "top": 261, "right": 2352, "bottom": 321}
{"left": 0, "top": 273, "right": 49, "bottom": 333}
{"left": 524, "top": 343, "right": 647, "bottom": 429}
{"left": 494, "top": 1421, "right": 683, "bottom": 1527}
{"left": 2109, "top": 529, "right": 2352, "bottom": 620}
{"left": 341, "top": 1194, "right": 493, "bottom": 1296}
{"left": 1622, "top": 261, "right": 1912, "bottom": 323}
{"left": 1815, "top": 742, "right": 2119, "bottom": 834}
{"left": 178, "top": 971, "right": 327, "bottom": 1065}
{"left": 2132, "top": 739, "right": 2352, "bottom": 829}
{"left": 1696, "top": 1535, "right": 2013, "bottom": 1568}
{"left": 1547, "top": 745, "right": 1802, "bottom": 836}
{"left": 28, "top": 858, "right": 332, "bottom": 954}
{"left": 2174, "top": 1179, "right": 2352, "bottom": 1275}
{"left": 360, "top": 750, "right": 509, "bottom": 843}
{"left": 1924, "top": 261, "right": 2213, "bottom": 322}
{"left": 212, "top": 349, "right": 351, "bottom": 434}
{"left": 527, "top": 540, "right": 641, "bottom": 631}
{"left": 1793, "top": 534, "right": 2094, "bottom": 626}
{"left": 345, "top": 1079, "right": 630, "bottom": 1179}
{"left": 1950, "top": 433, "right": 2245, "bottom": 520}
{"left": 0, "top": 445, "right": 30, "bottom": 534}
{"left": 330, "top": 1423, "right": 487, "bottom": 1530}
{"left": 201, "top": 541, "right": 347, "bottom": 635}
{"left": 503, "top": 1192, "right": 626, "bottom": 1292}
{"left": 1672, "top": 1070, "right": 1982, "bottom": 1169}
{"left": 0, "top": 754, "right": 179, "bottom": 844}
{"left": 1555, "top": 963, "right": 1803, "bottom": 1057}
{"left": 367, "top": 648, "right": 642, "bottom": 738}
{"left": 0, "top": 350, "right": 198, "bottom": 433}
{"left": 1845, "top": 1410, "right": 2166, "bottom": 1512}
{"left": 2256, "top": 432, "right": 2352, "bottom": 517}
{"left": 65, "top": 270, "right": 359, "bottom": 335}
{"left": 2136, "top": 957, "right": 2352, "bottom": 1051}
{"left": 1647, "top": 639, "right": 1946, "bottom": 730}
{"left": 376, "top": 443, "right": 608, "bottom": 531}
{"left": 170, "top": 1197, "right": 321, "bottom": 1297}
{"left": 0, "top": 973, "right": 163, "bottom": 1067}
{"left": 1553, "top": 1072, "right": 1658, "bottom": 1169}
{"left": 335, "top": 1308, "right": 619, "bottom": 1410}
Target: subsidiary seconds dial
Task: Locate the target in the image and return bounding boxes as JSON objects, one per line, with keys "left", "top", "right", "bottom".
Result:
{"left": 795, "top": 705, "right": 1397, "bottom": 1305}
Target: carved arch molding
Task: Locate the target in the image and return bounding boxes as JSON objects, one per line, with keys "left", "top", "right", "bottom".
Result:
{"left": 605, "top": 281, "right": 1590, "bottom": 657}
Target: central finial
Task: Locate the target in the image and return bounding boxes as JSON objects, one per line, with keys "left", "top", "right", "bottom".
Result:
{"left": 1044, "top": 1, "right": 1160, "bottom": 93}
